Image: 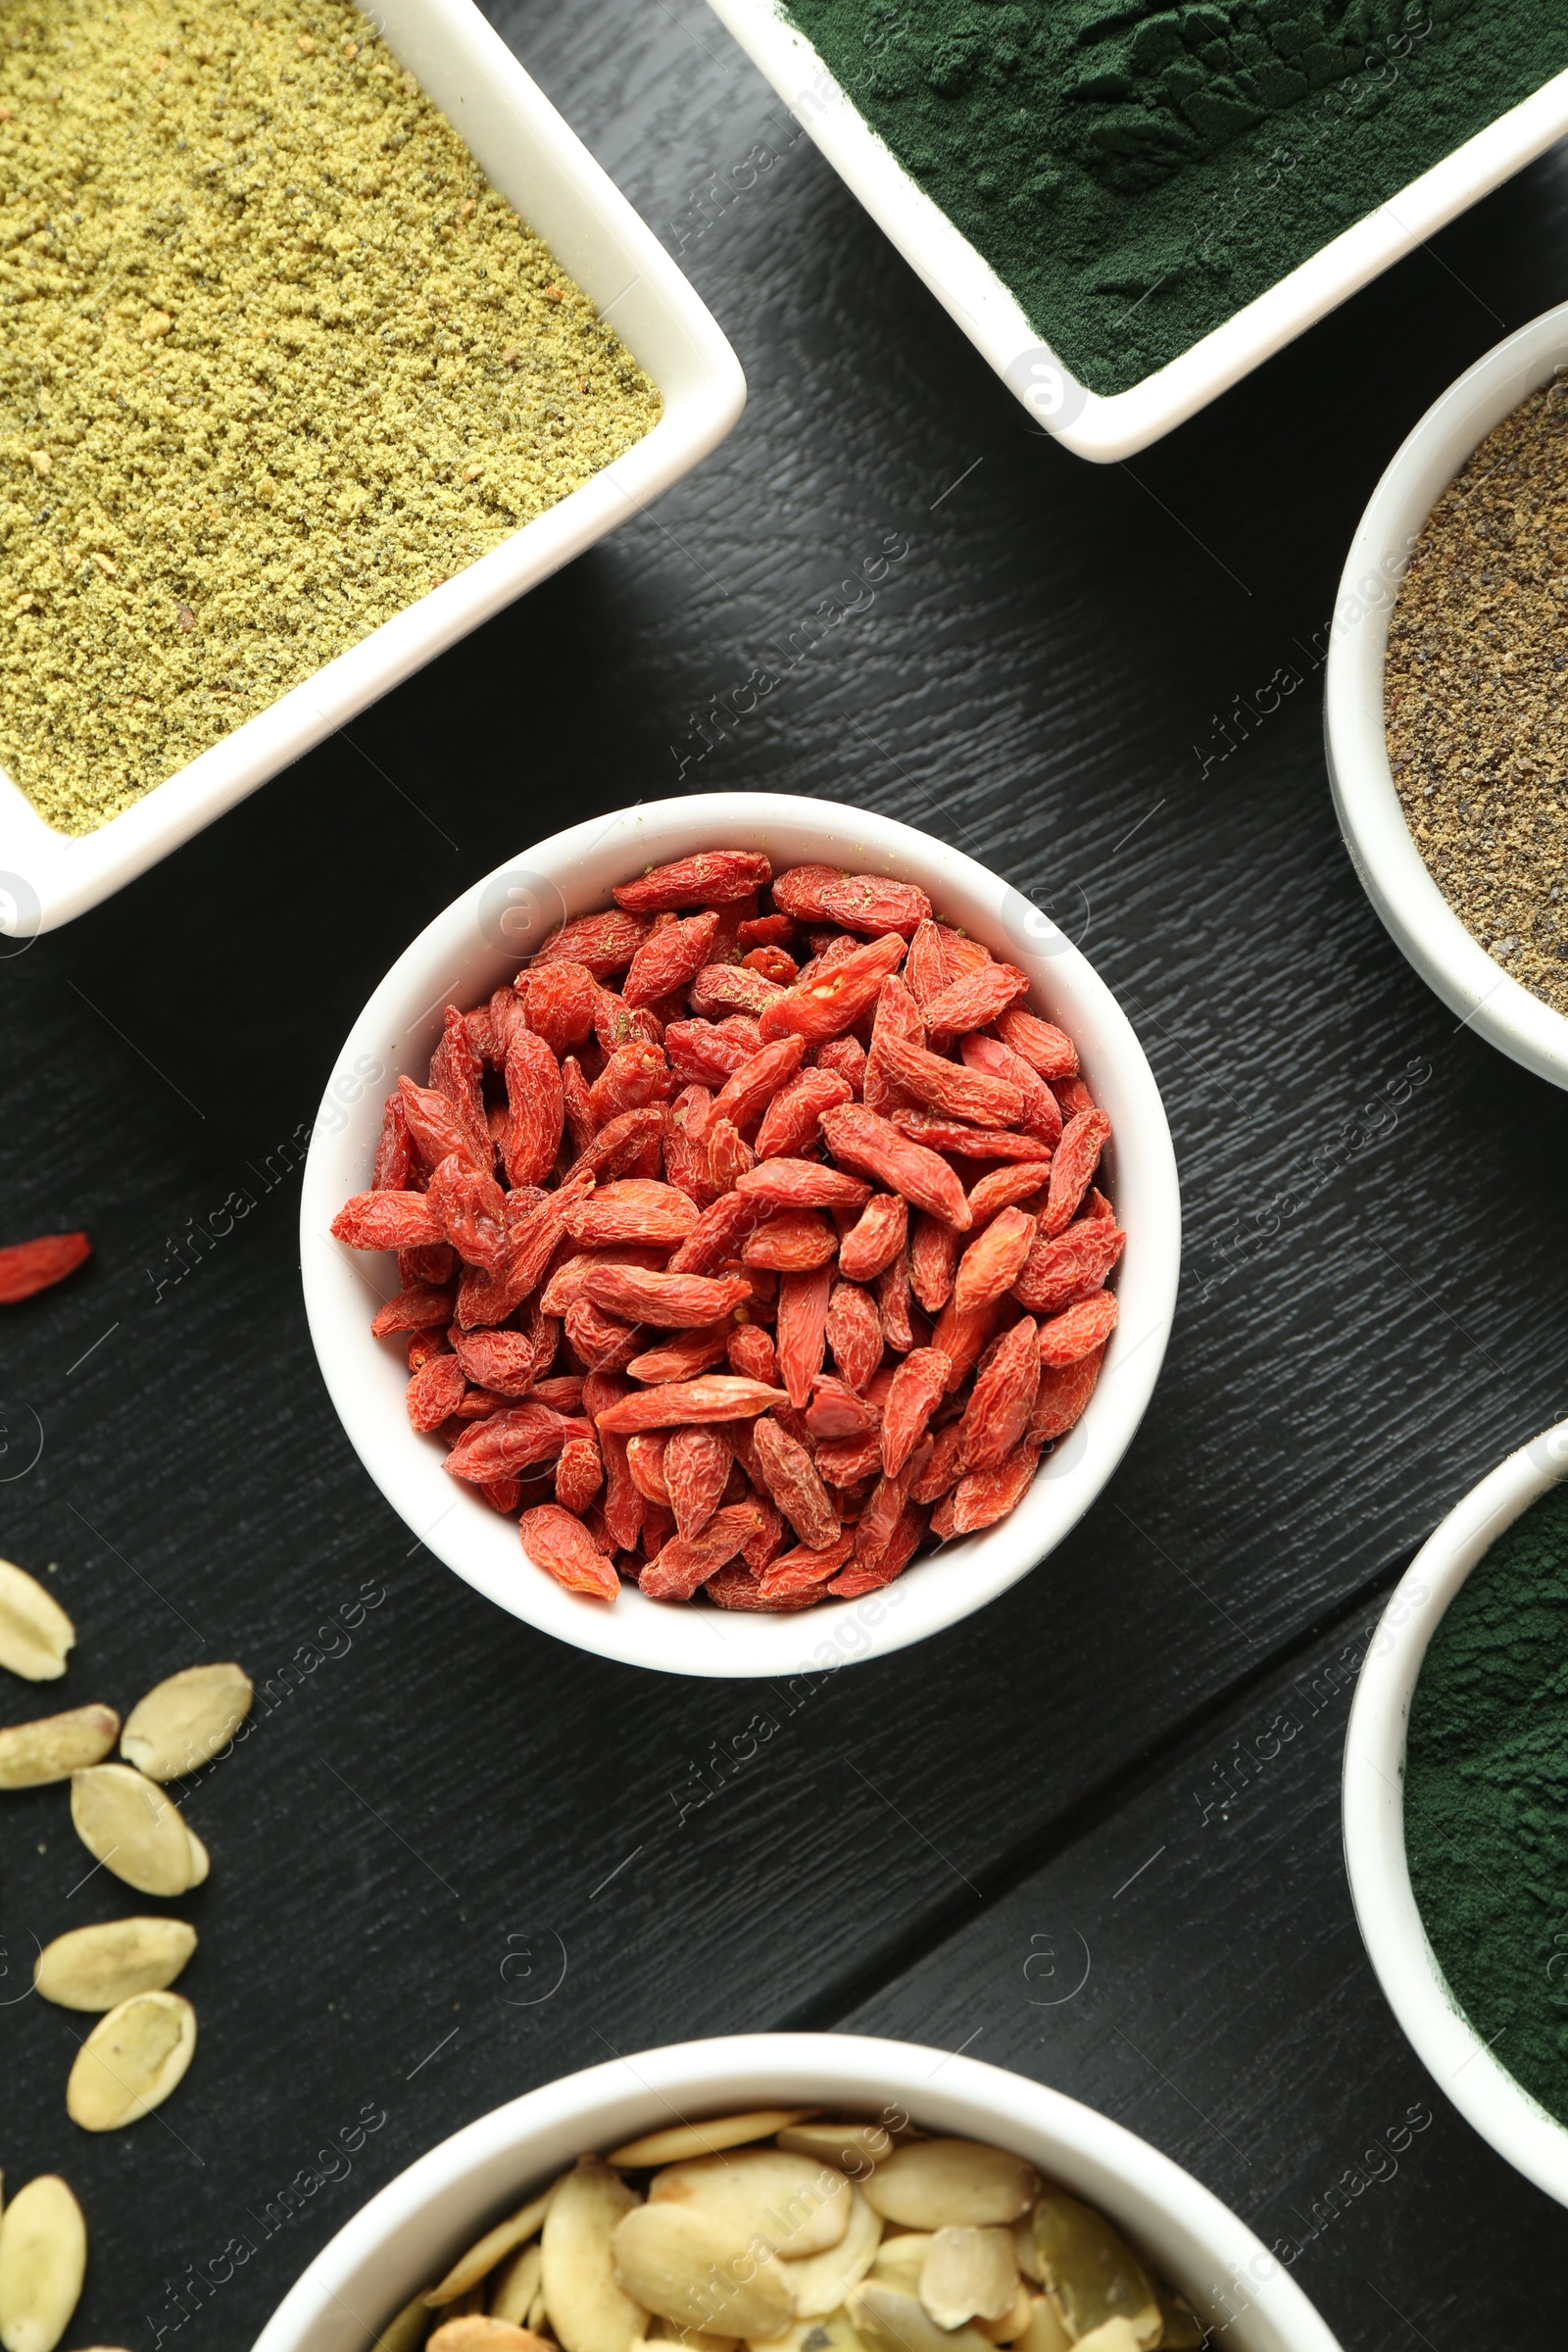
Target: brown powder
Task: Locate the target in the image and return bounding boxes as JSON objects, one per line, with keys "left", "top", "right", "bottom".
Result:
{"left": 0, "top": 0, "right": 662, "bottom": 833}
{"left": 1385, "top": 377, "right": 1568, "bottom": 1016}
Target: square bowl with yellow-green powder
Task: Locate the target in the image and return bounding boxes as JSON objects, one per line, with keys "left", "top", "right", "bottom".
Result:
{"left": 0, "top": 0, "right": 744, "bottom": 931}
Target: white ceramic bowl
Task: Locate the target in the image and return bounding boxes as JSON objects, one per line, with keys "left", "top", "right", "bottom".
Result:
{"left": 1324, "top": 301, "right": 1568, "bottom": 1090}
{"left": 253, "top": 2032, "right": 1343, "bottom": 2352}
{"left": 1343, "top": 1416, "right": 1568, "bottom": 2206}
{"left": 0, "top": 0, "right": 744, "bottom": 940}
{"left": 703, "top": 0, "right": 1568, "bottom": 463}
{"left": 299, "top": 791, "right": 1180, "bottom": 1679}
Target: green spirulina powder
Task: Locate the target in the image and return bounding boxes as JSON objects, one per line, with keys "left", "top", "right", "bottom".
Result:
{"left": 784, "top": 0, "right": 1568, "bottom": 394}
{"left": 1406, "top": 1485, "right": 1568, "bottom": 2127}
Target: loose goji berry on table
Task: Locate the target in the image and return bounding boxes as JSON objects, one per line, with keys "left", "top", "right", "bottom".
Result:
{"left": 0, "top": 1230, "right": 93, "bottom": 1304}
{"left": 340, "top": 843, "right": 1128, "bottom": 1610}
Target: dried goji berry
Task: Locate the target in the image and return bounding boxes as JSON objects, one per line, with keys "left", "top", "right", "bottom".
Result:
{"left": 812, "top": 1033, "right": 867, "bottom": 1098}
{"left": 742, "top": 945, "right": 798, "bottom": 986}
{"left": 854, "top": 1434, "right": 933, "bottom": 1562}
{"left": 561, "top": 1055, "right": 596, "bottom": 1155}
{"left": 823, "top": 1279, "right": 882, "bottom": 1393}
{"left": 929, "top": 1294, "right": 1006, "bottom": 1392}
{"left": 961, "top": 1033, "right": 1062, "bottom": 1145}
{"left": 448, "top": 1325, "right": 543, "bottom": 1398}
{"left": 909, "top": 1212, "right": 961, "bottom": 1314}
{"left": 736, "top": 1158, "right": 870, "bottom": 1211}
{"left": 770, "top": 863, "right": 844, "bottom": 921}
{"left": 371, "top": 1281, "right": 456, "bottom": 1338}
{"left": 831, "top": 1498, "right": 927, "bottom": 1595}
{"left": 776, "top": 1262, "right": 834, "bottom": 1409}
{"left": 921, "top": 961, "right": 1029, "bottom": 1036}
{"left": 966, "top": 1163, "right": 1050, "bottom": 1228}
{"left": 880, "top": 1347, "right": 949, "bottom": 1476}
{"left": 706, "top": 1115, "right": 754, "bottom": 1196}
{"left": 664, "top": 1015, "right": 766, "bottom": 1086}
{"left": 1013, "top": 1218, "right": 1125, "bottom": 1316}
{"left": 455, "top": 1176, "right": 591, "bottom": 1328}
{"left": 903, "top": 918, "right": 954, "bottom": 1015}
{"left": 666, "top": 1187, "right": 770, "bottom": 1275}
{"left": 953, "top": 1206, "right": 1037, "bottom": 1315}
{"left": 910, "top": 1416, "right": 967, "bottom": 1504}
{"left": 567, "top": 1105, "right": 664, "bottom": 1188}
{"left": 0, "top": 1229, "right": 91, "bottom": 1303}
{"left": 623, "top": 909, "right": 721, "bottom": 1007}
{"left": 1029, "top": 1346, "right": 1104, "bottom": 1444}
{"left": 754, "top": 1067, "right": 852, "bottom": 1159}
{"left": 815, "top": 1426, "right": 885, "bottom": 1485}
{"left": 663, "top": 1084, "right": 716, "bottom": 1204}
{"left": 759, "top": 933, "right": 907, "bottom": 1044}
{"left": 1037, "top": 1289, "right": 1118, "bottom": 1367}
{"left": 532, "top": 1374, "right": 585, "bottom": 1411}
{"left": 521, "top": 959, "right": 598, "bottom": 1055}
{"left": 690, "top": 962, "right": 786, "bottom": 1020}
{"left": 664, "top": 1425, "right": 732, "bottom": 1539}
{"left": 818, "top": 873, "right": 933, "bottom": 937}
{"left": 612, "top": 851, "right": 772, "bottom": 912}
{"left": 626, "top": 1323, "right": 734, "bottom": 1384}
{"left": 533, "top": 908, "right": 651, "bottom": 977}
{"left": 503, "top": 1029, "right": 565, "bottom": 1190}
{"left": 819, "top": 1103, "right": 972, "bottom": 1230}
{"left": 875, "top": 1248, "right": 918, "bottom": 1353}
{"left": 951, "top": 1439, "right": 1042, "bottom": 1535}
{"left": 640, "top": 1501, "right": 765, "bottom": 1600}
{"left": 1043, "top": 1107, "right": 1111, "bottom": 1237}
{"left": 371, "top": 1094, "right": 413, "bottom": 1191}
{"left": 592, "top": 987, "right": 662, "bottom": 1055}
{"left": 426, "top": 1153, "right": 510, "bottom": 1274}
{"left": 588, "top": 1041, "right": 672, "bottom": 1127}
{"left": 584, "top": 1371, "right": 645, "bottom": 1548}
{"left": 837, "top": 1191, "right": 907, "bottom": 1284}
{"left": 751, "top": 1414, "right": 840, "bottom": 1549}
{"left": 333, "top": 1191, "right": 444, "bottom": 1251}
{"left": 561, "top": 1178, "right": 698, "bottom": 1250}
{"left": 595, "top": 1374, "right": 787, "bottom": 1433}
{"left": 1054, "top": 1075, "right": 1097, "bottom": 1120}
{"left": 959, "top": 1315, "right": 1040, "bottom": 1470}
{"left": 744, "top": 1209, "right": 837, "bottom": 1273}
{"left": 710, "top": 1035, "right": 807, "bottom": 1132}
{"left": 556, "top": 1434, "right": 605, "bottom": 1515}
{"left": 564, "top": 1298, "right": 642, "bottom": 1373}
{"left": 727, "top": 1319, "right": 778, "bottom": 1387}
{"left": 889, "top": 1109, "right": 1053, "bottom": 1164}
{"left": 429, "top": 1003, "right": 489, "bottom": 1155}
{"left": 579, "top": 1264, "right": 751, "bottom": 1328}
{"left": 805, "top": 1373, "right": 879, "bottom": 1441}
{"left": 996, "top": 1004, "right": 1079, "bottom": 1081}
{"left": 519, "top": 1502, "right": 619, "bottom": 1599}
{"left": 445, "top": 1402, "right": 567, "bottom": 1482}
{"left": 738, "top": 913, "right": 798, "bottom": 950}
{"left": 407, "top": 1350, "right": 466, "bottom": 1433}
{"left": 625, "top": 1431, "right": 670, "bottom": 1502}
{"left": 398, "top": 1075, "right": 487, "bottom": 1174}
{"left": 489, "top": 985, "right": 531, "bottom": 1066}
{"left": 863, "top": 975, "right": 924, "bottom": 1114}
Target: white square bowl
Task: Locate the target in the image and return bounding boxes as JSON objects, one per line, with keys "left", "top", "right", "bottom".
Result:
{"left": 0, "top": 0, "right": 745, "bottom": 939}
{"left": 703, "top": 0, "right": 1568, "bottom": 463}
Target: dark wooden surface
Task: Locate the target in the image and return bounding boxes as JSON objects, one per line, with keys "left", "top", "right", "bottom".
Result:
{"left": 3, "top": 3, "right": 1567, "bottom": 2343}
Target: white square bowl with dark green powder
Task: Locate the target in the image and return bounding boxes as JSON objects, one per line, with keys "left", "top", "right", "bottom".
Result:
{"left": 0, "top": 0, "right": 744, "bottom": 936}
{"left": 705, "top": 0, "right": 1568, "bottom": 460}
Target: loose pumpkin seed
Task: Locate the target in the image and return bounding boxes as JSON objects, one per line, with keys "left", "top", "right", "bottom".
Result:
{"left": 0, "top": 1704, "right": 119, "bottom": 1789}
{"left": 972, "top": 2281, "right": 1033, "bottom": 2343}
{"left": 69, "top": 1764, "right": 202, "bottom": 1896}
{"left": 612, "top": 2203, "right": 793, "bottom": 2341}
{"left": 609, "top": 2113, "right": 817, "bottom": 2169}
{"left": 183, "top": 1826, "right": 211, "bottom": 1886}
{"left": 863, "top": 2145, "right": 1039, "bottom": 2231}
{"left": 918, "top": 2229, "right": 1018, "bottom": 2330}
{"left": 776, "top": 2125, "right": 891, "bottom": 2173}
{"left": 0, "top": 2175, "right": 86, "bottom": 2352}
{"left": 0, "top": 1562, "right": 74, "bottom": 1685}
{"left": 1011, "top": 2297, "right": 1070, "bottom": 2352}
{"left": 428, "top": 2180, "right": 563, "bottom": 2306}
{"left": 490, "top": 2242, "right": 544, "bottom": 2326}
{"left": 120, "top": 1663, "right": 254, "bottom": 1782}
{"left": 777, "top": 2187, "right": 882, "bottom": 2318}
{"left": 429, "top": 2321, "right": 542, "bottom": 2350}
{"left": 66, "top": 1989, "right": 197, "bottom": 2131}
{"left": 541, "top": 2159, "right": 647, "bottom": 2352}
{"left": 372, "top": 2289, "right": 433, "bottom": 2352}
{"left": 1031, "top": 2197, "right": 1159, "bottom": 2351}
{"left": 847, "top": 2279, "right": 996, "bottom": 2352}
{"left": 868, "top": 2238, "right": 931, "bottom": 2294}
{"left": 34, "top": 1917, "right": 196, "bottom": 2011}
{"left": 648, "top": 2151, "right": 849, "bottom": 2258}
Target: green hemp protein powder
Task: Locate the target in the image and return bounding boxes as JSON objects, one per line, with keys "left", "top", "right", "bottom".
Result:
{"left": 0, "top": 0, "right": 662, "bottom": 832}
{"left": 1406, "top": 1483, "right": 1568, "bottom": 2129}
{"left": 784, "top": 0, "right": 1568, "bottom": 395}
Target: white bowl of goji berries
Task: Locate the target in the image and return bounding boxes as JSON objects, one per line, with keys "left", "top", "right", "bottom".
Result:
{"left": 300, "top": 795, "right": 1180, "bottom": 1677}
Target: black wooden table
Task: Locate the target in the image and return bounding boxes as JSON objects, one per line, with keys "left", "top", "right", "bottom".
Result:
{"left": 4, "top": 4, "right": 1567, "bottom": 2343}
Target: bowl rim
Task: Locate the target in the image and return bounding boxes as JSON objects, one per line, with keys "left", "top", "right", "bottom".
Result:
{"left": 298, "top": 790, "right": 1181, "bottom": 1679}
{"left": 0, "top": 0, "right": 745, "bottom": 937}
{"left": 1323, "top": 299, "right": 1568, "bottom": 1091}
{"left": 1342, "top": 1416, "right": 1568, "bottom": 2206}
{"left": 251, "top": 2031, "right": 1344, "bottom": 2352}
{"left": 701, "top": 0, "right": 1568, "bottom": 463}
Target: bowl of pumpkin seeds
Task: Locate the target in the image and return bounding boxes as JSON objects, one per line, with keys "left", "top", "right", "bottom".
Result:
{"left": 251, "top": 2034, "right": 1342, "bottom": 2352}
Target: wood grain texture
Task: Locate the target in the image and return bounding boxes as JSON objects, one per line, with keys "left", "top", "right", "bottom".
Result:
{"left": 1, "top": 0, "right": 1566, "bottom": 2340}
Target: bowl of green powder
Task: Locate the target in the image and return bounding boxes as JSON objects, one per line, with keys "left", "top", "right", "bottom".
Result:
{"left": 704, "top": 0, "right": 1568, "bottom": 461}
{"left": 0, "top": 0, "right": 744, "bottom": 934}
{"left": 1325, "top": 301, "right": 1568, "bottom": 1091}
{"left": 1344, "top": 1418, "right": 1568, "bottom": 2206}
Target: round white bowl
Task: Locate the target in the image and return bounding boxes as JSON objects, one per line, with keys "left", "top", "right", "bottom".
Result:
{"left": 1324, "top": 300, "right": 1568, "bottom": 1090}
{"left": 252, "top": 2032, "right": 1342, "bottom": 2352}
{"left": 1343, "top": 1416, "right": 1568, "bottom": 2206}
{"left": 299, "top": 792, "right": 1180, "bottom": 1679}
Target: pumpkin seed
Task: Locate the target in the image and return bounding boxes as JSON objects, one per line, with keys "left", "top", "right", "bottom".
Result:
{"left": 428, "top": 2179, "right": 562, "bottom": 2306}
{"left": 0, "top": 2175, "right": 86, "bottom": 2352}
{"left": 612, "top": 2204, "right": 793, "bottom": 2341}
{"left": 1151, "top": 2282, "right": 1202, "bottom": 2351}
{"left": 775, "top": 2125, "right": 891, "bottom": 2174}
{"left": 183, "top": 1825, "right": 210, "bottom": 1886}
{"left": 69, "top": 1764, "right": 201, "bottom": 1896}
{"left": 972, "top": 2282, "right": 1033, "bottom": 2344}
{"left": 1010, "top": 2222, "right": 1042, "bottom": 2287}
{"left": 34, "top": 1917, "right": 196, "bottom": 2011}
{"left": 846, "top": 2279, "right": 995, "bottom": 2352}
{"left": 646, "top": 2325, "right": 737, "bottom": 2352}
{"left": 1011, "top": 2298, "right": 1070, "bottom": 2352}
{"left": 372, "top": 2288, "right": 433, "bottom": 2351}
{"left": 863, "top": 2145, "right": 1039, "bottom": 2232}
{"left": 429, "top": 2321, "right": 541, "bottom": 2350}
{"left": 777, "top": 2188, "right": 881, "bottom": 2318}
{"left": 120, "top": 1663, "right": 254, "bottom": 1782}
{"left": 0, "top": 1563, "right": 74, "bottom": 1685}
{"left": 490, "top": 2243, "right": 544, "bottom": 2326}
{"left": 610, "top": 2114, "right": 817, "bottom": 2170}
{"left": 918, "top": 2230, "right": 1018, "bottom": 2330}
{"left": 541, "top": 2159, "right": 647, "bottom": 2352}
{"left": 66, "top": 1989, "right": 196, "bottom": 2131}
{"left": 1031, "top": 2198, "right": 1158, "bottom": 2351}
{"left": 649, "top": 2151, "right": 849, "bottom": 2258}
{"left": 0, "top": 1704, "right": 118, "bottom": 1790}
{"left": 868, "top": 2239, "right": 930, "bottom": 2295}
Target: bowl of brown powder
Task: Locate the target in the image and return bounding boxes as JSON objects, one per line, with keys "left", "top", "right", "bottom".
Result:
{"left": 0, "top": 0, "right": 744, "bottom": 934}
{"left": 1325, "top": 300, "right": 1568, "bottom": 1089}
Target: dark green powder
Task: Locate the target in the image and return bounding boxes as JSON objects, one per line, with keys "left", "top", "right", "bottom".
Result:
{"left": 783, "top": 0, "right": 1568, "bottom": 394}
{"left": 1406, "top": 1485, "right": 1568, "bottom": 2128}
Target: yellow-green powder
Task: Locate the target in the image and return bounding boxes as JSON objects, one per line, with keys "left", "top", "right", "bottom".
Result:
{"left": 0, "top": 0, "right": 662, "bottom": 832}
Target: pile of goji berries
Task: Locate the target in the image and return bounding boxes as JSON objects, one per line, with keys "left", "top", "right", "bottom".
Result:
{"left": 332, "top": 850, "right": 1123, "bottom": 1611}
